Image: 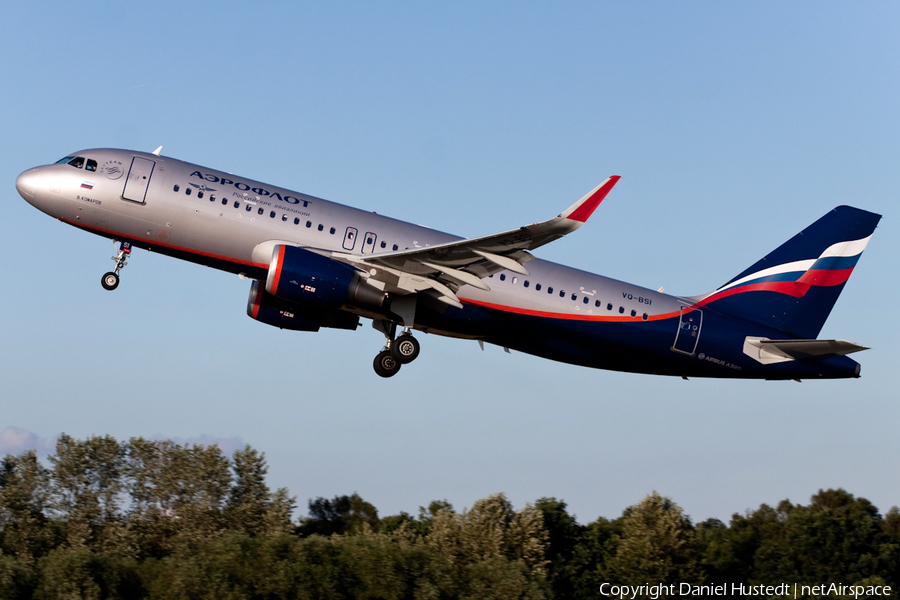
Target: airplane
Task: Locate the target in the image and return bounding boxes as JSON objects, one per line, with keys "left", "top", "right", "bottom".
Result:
{"left": 16, "top": 147, "right": 880, "bottom": 380}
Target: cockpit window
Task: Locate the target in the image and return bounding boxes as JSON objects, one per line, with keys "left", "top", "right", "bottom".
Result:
{"left": 85, "top": 159, "right": 98, "bottom": 172}
{"left": 67, "top": 156, "right": 85, "bottom": 169}
{"left": 55, "top": 156, "right": 74, "bottom": 164}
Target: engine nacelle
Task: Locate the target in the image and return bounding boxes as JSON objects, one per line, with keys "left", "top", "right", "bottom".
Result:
{"left": 265, "top": 245, "right": 385, "bottom": 309}
{"left": 247, "top": 280, "right": 359, "bottom": 331}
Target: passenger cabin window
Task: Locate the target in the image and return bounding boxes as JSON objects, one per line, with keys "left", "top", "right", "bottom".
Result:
{"left": 642, "top": 313, "right": 649, "bottom": 321}
{"left": 393, "top": 244, "right": 398, "bottom": 251}
{"left": 173, "top": 185, "right": 180, "bottom": 192}
{"left": 607, "top": 303, "right": 613, "bottom": 310}
{"left": 535, "top": 283, "right": 541, "bottom": 291}
{"left": 523, "top": 281, "right": 529, "bottom": 288}
{"left": 222, "top": 198, "right": 228, "bottom": 206}
{"left": 631, "top": 310, "right": 637, "bottom": 317}
{"left": 197, "top": 191, "right": 203, "bottom": 198}
{"left": 67, "top": 157, "right": 85, "bottom": 169}
{"left": 234, "top": 201, "right": 240, "bottom": 208}
{"left": 595, "top": 300, "right": 601, "bottom": 307}
{"left": 306, "top": 221, "right": 312, "bottom": 228}
{"left": 559, "top": 290, "right": 565, "bottom": 298}
{"left": 258, "top": 208, "right": 264, "bottom": 215}
{"left": 185, "top": 188, "right": 191, "bottom": 196}
{"left": 318, "top": 224, "right": 324, "bottom": 231}
{"left": 583, "top": 297, "right": 588, "bottom": 304}
{"left": 85, "top": 159, "right": 98, "bottom": 172}
{"left": 380, "top": 241, "right": 386, "bottom": 248}
{"left": 500, "top": 274, "right": 506, "bottom": 281}
{"left": 618, "top": 306, "right": 625, "bottom": 314}
{"left": 571, "top": 293, "right": 577, "bottom": 301}
{"left": 282, "top": 214, "right": 288, "bottom": 222}
{"left": 548, "top": 287, "right": 553, "bottom": 294}
{"left": 270, "top": 211, "right": 276, "bottom": 218}
{"left": 294, "top": 217, "right": 300, "bottom": 225}
{"left": 210, "top": 195, "right": 216, "bottom": 202}
{"left": 512, "top": 277, "right": 518, "bottom": 285}
{"left": 329, "top": 227, "right": 336, "bottom": 234}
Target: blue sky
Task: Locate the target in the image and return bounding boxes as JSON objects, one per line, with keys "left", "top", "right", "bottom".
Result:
{"left": 2, "top": 2, "right": 898, "bottom": 524}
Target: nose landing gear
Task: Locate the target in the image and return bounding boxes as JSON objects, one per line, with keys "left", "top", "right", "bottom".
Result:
{"left": 372, "top": 320, "right": 421, "bottom": 378}
{"left": 101, "top": 240, "right": 131, "bottom": 291}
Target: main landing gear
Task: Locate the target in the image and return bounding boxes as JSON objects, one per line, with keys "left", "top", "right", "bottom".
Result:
{"left": 372, "top": 320, "right": 421, "bottom": 378}
{"left": 101, "top": 240, "right": 131, "bottom": 291}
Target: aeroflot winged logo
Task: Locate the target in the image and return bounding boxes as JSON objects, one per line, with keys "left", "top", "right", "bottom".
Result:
{"left": 189, "top": 171, "right": 311, "bottom": 207}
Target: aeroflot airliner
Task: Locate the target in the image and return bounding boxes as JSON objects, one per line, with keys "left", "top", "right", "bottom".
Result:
{"left": 16, "top": 148, "right": 880, "bottom": 379}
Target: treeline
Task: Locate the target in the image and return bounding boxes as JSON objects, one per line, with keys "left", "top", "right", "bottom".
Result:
{"left": 0, "top": 436, "right": 897, "bottom": 599}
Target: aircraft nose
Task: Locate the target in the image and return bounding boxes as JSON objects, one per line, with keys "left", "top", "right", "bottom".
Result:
{"left": 16, "top": 168, "right": 39, "bottom": 200}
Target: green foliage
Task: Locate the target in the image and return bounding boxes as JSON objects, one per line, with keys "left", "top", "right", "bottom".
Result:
{"left": 2, "top": 435, "right": 899, "bottom": 598}
{"left": 298, "top": 493, "right": 379, "bottom": 537}
{"left": 0, "top": 451, "right": 56, "bottom": 562}
{"left": 0, "top": 552, "right": 37, "bottom": 600}
{"left": 226, "top": 446, "right": 296, "bottom": 537}
{"left": 607, "top": 491, "right": 704, "bottom": 586}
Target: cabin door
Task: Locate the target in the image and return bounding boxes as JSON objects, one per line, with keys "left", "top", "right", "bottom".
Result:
{"left": 672, "top": 307, "right": 703, "bottom": 355}
{"left": 122, "top": 157, "right": 156, "bottom": 204}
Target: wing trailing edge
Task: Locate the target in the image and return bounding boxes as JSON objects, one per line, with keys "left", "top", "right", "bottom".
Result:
{"left": 330, "top": 176, "right": 621, "bottom": 302}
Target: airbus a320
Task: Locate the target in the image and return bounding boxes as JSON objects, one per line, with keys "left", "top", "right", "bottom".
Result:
{"left": 16, "top": 148, "right": 880, "bottom": 380}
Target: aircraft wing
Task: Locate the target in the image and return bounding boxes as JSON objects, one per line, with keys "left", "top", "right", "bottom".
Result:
{"left": 331, "top": 176, "right": 620, "bottom": 307}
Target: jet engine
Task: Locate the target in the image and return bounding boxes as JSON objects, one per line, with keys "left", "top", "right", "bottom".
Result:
{"left": 265, "top": 244, "right": 385, "bottom": 309}
{"left": 247, "top": 280, "right": 359, "bottom": 331}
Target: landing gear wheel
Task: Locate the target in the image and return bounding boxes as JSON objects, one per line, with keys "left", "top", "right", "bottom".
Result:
{"left": 390, "top": 334, "right": 420, "bottom": 364}
{"left": 101, "top": 272, "right": 119, "bottom": 291}
{"left": 374, "top": 350, "right": 401, "bottom": 378}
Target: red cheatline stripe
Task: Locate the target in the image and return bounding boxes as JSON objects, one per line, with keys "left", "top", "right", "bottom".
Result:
{"left": 460, "top": 297, "right": 680, "bottom": 322}
{"left": 566, "top": 176, "right": 621, "bottom": 223}
{"left": 65, "top": 219, "right": 269, "bottom": 270}
{"left": 271, "top": 246, "right": 285, "bottom": 292}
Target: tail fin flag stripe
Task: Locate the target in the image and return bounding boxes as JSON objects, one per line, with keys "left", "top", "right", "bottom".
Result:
{"left": 697, "top": 206, "right": 880, "bottom": 339}
{"left": 708, "top": 233, "right": 872, "bottom": 300}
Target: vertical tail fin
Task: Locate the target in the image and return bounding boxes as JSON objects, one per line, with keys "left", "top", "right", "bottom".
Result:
{"left": 696, "top": 206, "right": 881, "bottom": 338}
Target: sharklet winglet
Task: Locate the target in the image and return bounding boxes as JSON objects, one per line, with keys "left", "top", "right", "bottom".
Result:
{"left": 560, "top": 175, "right": 621, "bottom": 223}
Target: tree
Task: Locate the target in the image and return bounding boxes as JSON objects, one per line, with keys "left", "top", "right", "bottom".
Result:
{"left": 298, "top": 493, "right": 379, "bottom": 537}
{"left": 47, "top": 435, "right": 128, "bottom": 553}
{"left": 427, "top": 493, "right": 548, "bottom": 579}
{"left": 759, "top": 489, "right": 898, "bottom": 582}
{"left": 124, "top": 438, "right": 233, "bottom": 554}
{"left": 608, "top": 491, "right": 704, "bottom": 586}
{"left": 0, "top": 451, "right": 53, "bottom": 562}
{"left": 225, "top": 446, "right": 295, "bottom": 537}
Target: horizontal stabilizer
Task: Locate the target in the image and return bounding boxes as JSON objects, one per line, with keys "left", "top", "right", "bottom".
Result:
{"left": 743, "top": 336, "right": 868, "bottom": 365}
